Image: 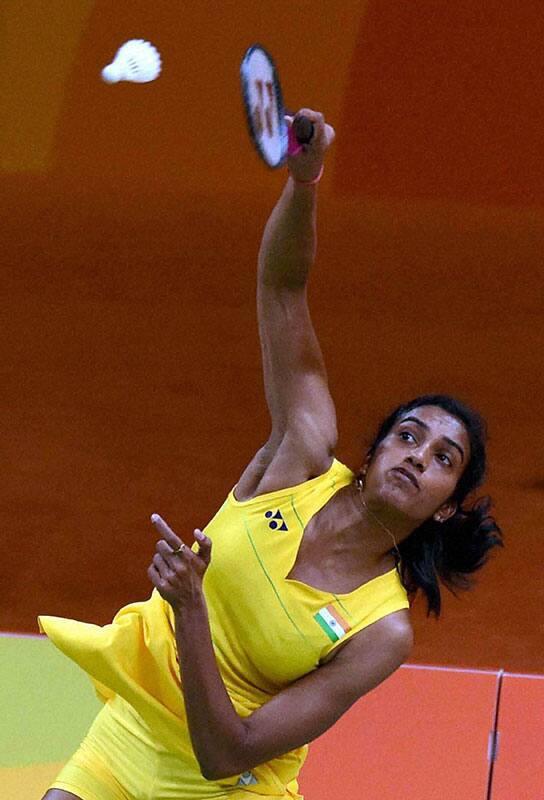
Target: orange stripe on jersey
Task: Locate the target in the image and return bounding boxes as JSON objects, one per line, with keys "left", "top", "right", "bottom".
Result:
{"left": 326, "top": 604, "right": 351, "bottom": 632}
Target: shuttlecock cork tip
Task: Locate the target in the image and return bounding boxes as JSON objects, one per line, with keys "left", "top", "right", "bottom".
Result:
{"left": 101, "top": 63, "right": 120, "bottom": 84}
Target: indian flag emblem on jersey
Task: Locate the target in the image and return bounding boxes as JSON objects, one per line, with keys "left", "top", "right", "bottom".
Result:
{"left": 314, "top": 604, "right": 352, "bottom": 642}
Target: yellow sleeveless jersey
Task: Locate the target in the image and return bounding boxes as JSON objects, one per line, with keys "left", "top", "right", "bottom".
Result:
{"left": 39, "top": 458, "right": 409, "bottom": 797}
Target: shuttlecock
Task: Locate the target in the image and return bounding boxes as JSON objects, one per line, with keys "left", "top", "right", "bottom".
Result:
{"left": 101, "top": 39, "right": 161, "bottom": 84}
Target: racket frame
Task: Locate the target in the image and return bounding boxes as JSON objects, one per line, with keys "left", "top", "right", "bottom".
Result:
{"left": 240, "top": 43, "right": 288, "bottom": 169}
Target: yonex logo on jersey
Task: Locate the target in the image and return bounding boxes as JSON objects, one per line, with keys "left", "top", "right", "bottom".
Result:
{"left": 237, "top": 771, "right": 258, "bottom": 786}
{"left": 265, "top": 509, "right": 288, "bottom": 531}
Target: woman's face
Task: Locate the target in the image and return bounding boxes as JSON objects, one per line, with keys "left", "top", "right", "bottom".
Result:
{"left": 364, "top": 405, "right": 471, "bottom": 524}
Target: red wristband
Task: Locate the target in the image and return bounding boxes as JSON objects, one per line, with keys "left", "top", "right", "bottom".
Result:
{"left": 289, "top": 165, "right": 324, "bottom": 185}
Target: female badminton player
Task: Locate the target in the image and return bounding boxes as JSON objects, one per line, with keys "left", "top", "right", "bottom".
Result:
{"left": 41, "top": 108, "right": 502, "bottom": 800}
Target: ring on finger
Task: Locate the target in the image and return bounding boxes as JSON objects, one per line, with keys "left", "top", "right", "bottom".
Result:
{"left": 171, "top": 543, "right": 185, "bottom": 555}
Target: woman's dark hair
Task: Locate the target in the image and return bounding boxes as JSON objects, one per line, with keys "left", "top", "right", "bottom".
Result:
{"left": 365, "top": 394, "right": 503, "bottom": 618}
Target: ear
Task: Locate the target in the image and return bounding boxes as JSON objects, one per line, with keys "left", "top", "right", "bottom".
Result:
{"left": 360, "top": 451, "right": 372, "bottom": 475}
{"left": 434, "top": 501, "right": 457, "bottom": 523}
{"left": 356, "top": 453, "right": 372, "bottom": 487}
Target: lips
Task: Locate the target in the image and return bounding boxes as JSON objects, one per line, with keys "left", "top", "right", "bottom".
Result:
{"left": 391, "top": 466, "right": 420, "bottom": 489}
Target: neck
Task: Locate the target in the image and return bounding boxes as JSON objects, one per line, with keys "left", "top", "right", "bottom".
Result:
{"left": 348, "top": 478, "right": 412, "bottom": 564}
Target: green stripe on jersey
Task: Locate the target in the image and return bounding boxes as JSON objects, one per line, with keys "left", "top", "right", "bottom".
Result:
{"left": 314, "top": 612, "right": 340, "bottom": 642}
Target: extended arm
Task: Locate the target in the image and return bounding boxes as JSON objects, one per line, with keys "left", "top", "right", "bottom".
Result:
{"left": 258, "top": 177, "right": 335, "bottom": 439}
{"left": 237, "top": 110, "right": 338, "bottom": 497}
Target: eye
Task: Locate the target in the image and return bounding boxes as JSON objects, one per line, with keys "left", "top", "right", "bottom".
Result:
{"left": 399, "top": 430, "right": 416, "bottom": 443}
{"left": 436, "top": 452, "right": 452, "bottom": 467}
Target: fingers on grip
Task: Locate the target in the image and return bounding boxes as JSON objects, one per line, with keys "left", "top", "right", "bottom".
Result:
{"left": 293, "top": 115, "right": 314, "bottom": 144}
{"left": 292, "top": 109, "right": 333, "bottom": 151}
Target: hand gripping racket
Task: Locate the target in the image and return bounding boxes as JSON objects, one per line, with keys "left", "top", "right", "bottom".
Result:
{"left": 240, "top": 44, "right": 314, "bottom": 168}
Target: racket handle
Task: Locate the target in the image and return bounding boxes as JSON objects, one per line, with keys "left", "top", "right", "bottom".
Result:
{"left": 293, "top": 115, "right": 314, "bottom": 144}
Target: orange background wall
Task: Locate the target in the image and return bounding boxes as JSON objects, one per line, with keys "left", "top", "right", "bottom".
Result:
{"left": 299, "top": 666, "right": 544, "bottom": 798}
{"left": 2, "top": 1, "right": 543, "bottom": 673}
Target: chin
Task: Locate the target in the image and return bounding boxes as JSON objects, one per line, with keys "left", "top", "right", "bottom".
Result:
{"left": 367, "top": 481, "right": 421, "bottom": 520}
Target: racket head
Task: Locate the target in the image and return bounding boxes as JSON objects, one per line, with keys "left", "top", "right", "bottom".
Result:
{"left": 240, "top": 44, "right": 287, "bottom": 169}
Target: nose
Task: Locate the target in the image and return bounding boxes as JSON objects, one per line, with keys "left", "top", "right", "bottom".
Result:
{"left": 405, "top": 452, "right": 427, "bottom": 473}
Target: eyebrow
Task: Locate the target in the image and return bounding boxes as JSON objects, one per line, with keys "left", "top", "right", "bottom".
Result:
{"left": 400, "top": 415, "right": 465, "bottom": 462}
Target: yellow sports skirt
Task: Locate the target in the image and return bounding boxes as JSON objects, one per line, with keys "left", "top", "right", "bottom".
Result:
{"left": 48, "top": 694, "right": 302, "bottom": 800}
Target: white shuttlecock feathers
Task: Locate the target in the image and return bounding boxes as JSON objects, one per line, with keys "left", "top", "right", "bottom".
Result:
{"left": 101, "top": 39, "right": 161, "bottom": 84}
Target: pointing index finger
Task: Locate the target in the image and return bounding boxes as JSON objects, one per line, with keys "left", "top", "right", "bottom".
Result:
{"left": 151, "top": 513, "right": 183, "bottom": 552}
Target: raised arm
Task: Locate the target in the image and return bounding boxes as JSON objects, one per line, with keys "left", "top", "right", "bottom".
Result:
{"left": 237, "top": 110, "right": 337, "bottom": 497}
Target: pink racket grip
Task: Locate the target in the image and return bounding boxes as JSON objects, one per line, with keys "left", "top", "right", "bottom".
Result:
{"left": 288, "top": 125, "right": 304, "bottom": 156}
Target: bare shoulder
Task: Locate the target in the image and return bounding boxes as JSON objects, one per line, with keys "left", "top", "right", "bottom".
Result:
{"left": 333, "top": 609, "right": 414, "bottom": 670}
{"left": 371, "top": 608, "right": 413, "bottom": 643}
{"left": 303, "top": 608, "right": 413, "bottom": 714}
